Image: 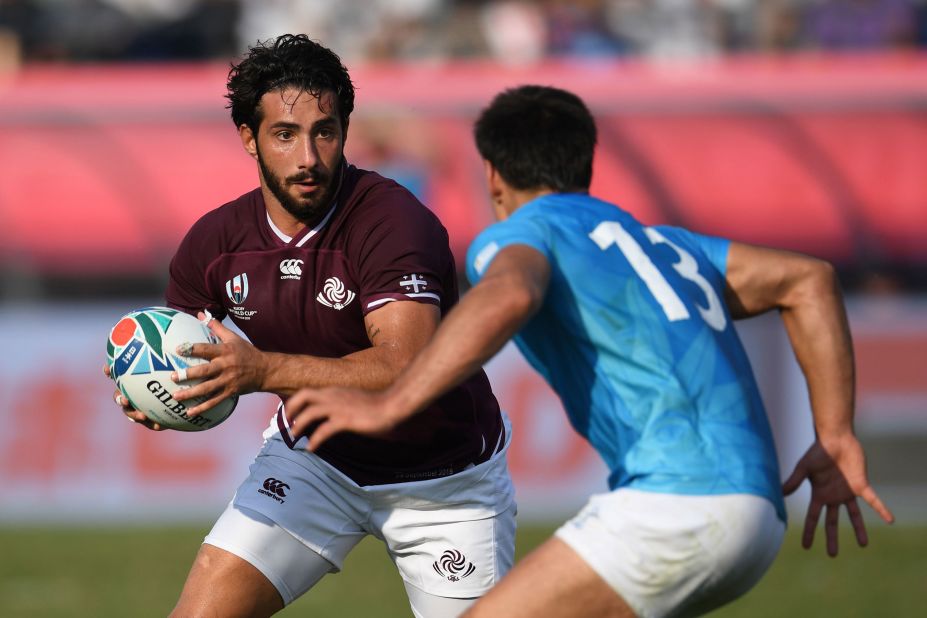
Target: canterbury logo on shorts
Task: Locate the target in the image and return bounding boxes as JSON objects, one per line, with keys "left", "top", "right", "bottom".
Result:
{"left": 258, "top": 477, "right": 290, "bottom": 503}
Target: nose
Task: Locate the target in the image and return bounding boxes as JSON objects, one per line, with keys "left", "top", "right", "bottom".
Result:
{"left": 297, "top": 135, "right": 318, "bottom": 170}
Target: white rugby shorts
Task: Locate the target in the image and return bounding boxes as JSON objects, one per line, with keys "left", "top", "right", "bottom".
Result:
{"left": 205, "top": 413, "right": 516, "bottom": 604}
{"left": 555, "top": 488, "right": 785, "bottom": 618}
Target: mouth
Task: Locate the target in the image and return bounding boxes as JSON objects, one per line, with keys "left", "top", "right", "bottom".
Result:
{"left": 292, "top": 179, "right": 321, "bottom": 194}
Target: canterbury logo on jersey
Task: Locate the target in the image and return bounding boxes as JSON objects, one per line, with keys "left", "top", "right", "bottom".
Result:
{"left": 226, "top": 273, "right": 249, "bottom": 304}
{"left": 258, "top": 477, "right": 290, "bottom": 503}
{"left": 316, "top": 276, "right": 356, "bottom": 310}
{"left": 279, "top": 259, "right": 303, "bottom": 280}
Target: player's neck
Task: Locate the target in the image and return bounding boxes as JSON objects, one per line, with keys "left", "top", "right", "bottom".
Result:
{"left": 499, "top": 187, "right": 557, "bottom": 218}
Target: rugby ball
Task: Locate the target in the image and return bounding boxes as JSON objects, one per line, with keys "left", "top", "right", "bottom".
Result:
{"left": 106, "top": 307, "right": 238, "bottom": 431}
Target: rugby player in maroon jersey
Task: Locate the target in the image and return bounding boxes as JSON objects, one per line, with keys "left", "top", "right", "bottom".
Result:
{"left": 106, "top": 34, "right": 515, "bottom": 618}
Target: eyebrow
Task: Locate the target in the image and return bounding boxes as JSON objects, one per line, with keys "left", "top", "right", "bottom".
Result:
{"left": 267, "top": 121, "right": 301, "bottom": 131}
{"left": 267, "top": 117, "right": 338, "bottom": 132}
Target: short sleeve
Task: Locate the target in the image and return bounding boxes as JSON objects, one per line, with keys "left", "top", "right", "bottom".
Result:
{"left": 653, "top": 225, "right": 731, "bottom": 277}
{"left": 466, "top": 212, "right": 552, "bottom": 285}
{"left": 164, "top": 219, "right": 227, "bottom": 320}
{"left": 346, "top": 185, "right": 454, "bottom": 315}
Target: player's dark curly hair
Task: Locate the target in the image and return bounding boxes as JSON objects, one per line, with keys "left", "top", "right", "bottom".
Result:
{"left": 474, "top": 85, "right": 597, "bottom": 192}
{"left": 226, "top": 34, "right": 355, "bottom": 133}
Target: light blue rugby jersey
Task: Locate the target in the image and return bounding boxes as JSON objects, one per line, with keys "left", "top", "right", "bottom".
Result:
{"left": 467, "top": 193, "right": 785, "bottom": 521}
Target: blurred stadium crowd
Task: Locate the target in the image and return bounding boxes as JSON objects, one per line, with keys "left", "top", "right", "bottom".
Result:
{"left": 1, "top": 0, "right": 926, "bottom": 64}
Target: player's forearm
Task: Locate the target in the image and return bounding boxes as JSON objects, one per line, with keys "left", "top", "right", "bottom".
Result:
{"left": 259, "top": 347, "right": 411, "bottom": 396}
{"left": 779, "top": 260, "right": 856, "bottom": 440}
{"left": 385, "top": 271, "right": 542, "bottom": 420}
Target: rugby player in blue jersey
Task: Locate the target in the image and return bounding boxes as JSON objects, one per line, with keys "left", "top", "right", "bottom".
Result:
{"left": 285, "top": 85, "right": 895, "bottom": 617}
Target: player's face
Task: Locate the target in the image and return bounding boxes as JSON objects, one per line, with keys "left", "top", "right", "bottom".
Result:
{"left": 244, "top": 87, "right": 345, "bottom": 226}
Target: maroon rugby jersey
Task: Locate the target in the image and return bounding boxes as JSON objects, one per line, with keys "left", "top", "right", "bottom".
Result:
{"left": 165, "top": 164, "right": 503, "bottom": 485}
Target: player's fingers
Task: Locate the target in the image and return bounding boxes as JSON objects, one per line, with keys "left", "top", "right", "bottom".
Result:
{"left": 825, "top": 504, "right": 840, "bottom": 557}
{"left": 845, "top": 499, "right": 869, "bottom": 548}
{"left": 203, "top": 314, "right": 238, "bottom": 343}
{"left": 289, "top": 405, "right": 326, "bottom": 438}
{"left": 781, "top": 462, "right": 807, "bottom": 496}
{"left": 177, "top": 342, "right": 223, "bottom": 360}
{"left": 170, "top": 361, "right": 216, "bottom": 384}
{"left": 123, "top": 409, "right": 162, "bottom": 431}
{"left": 103, "top": 364, "right": 112, "bottom": 378}
{"left": 859, "top": 485, "right": 895, "bottom": 524}
{"left": 124, "top": 409, "right": 147, "bottom": 422}
{"left": 172, "top": 366, "right": 226, "bottom": 401}
{"left": 184, "top": 390, "right": 230, "bottom": 418}
{"left": 802, "top": 500, "right": 822, "bottom": 549}
{"left": 307, "top": 418, "right": 341, "bottom": 452}
{"left": 284, "top": 389, "right": 318, "bottom": 417}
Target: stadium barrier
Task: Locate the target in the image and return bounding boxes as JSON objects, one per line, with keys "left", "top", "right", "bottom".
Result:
{"left": 0, "top": 298, "right": 923, "bottom": 523}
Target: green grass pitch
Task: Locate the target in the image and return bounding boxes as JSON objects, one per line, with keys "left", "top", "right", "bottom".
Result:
{"left": 1, "top": 522, "right": 922, "bottom": 617}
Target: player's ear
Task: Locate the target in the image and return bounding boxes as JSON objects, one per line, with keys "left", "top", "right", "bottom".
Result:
{"left": 483, "top": 160, "right": 508, "bottom": 219}
{"left": 239, "top": 124, "right": 258, "bottom": 160}
{"left": 484, "top": 160, "right": 503, "bottom": 199}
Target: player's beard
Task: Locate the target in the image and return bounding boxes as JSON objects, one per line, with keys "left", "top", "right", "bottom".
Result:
{"left": 257, "top": 148, "right": 343, "bottom": 226}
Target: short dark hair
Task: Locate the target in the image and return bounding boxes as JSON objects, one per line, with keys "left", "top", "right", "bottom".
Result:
{"left": 226, "top": 34, "right": 355, "bottom": 133}
{"left": 474, "top": 85, "right": 597, "bottom": 192}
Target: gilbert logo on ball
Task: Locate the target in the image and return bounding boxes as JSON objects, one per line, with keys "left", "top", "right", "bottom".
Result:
{"left": 106, "top": 307, "right": 237, "bottom": 431}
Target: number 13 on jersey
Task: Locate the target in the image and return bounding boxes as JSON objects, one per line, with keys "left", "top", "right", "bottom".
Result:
{"left": 589, "top": 221, "right": 727, "bottom": 332}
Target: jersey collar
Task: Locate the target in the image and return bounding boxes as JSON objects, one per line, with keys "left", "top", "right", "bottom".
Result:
{"left": 266, "top": 162, "right": 346, "bottom": 247}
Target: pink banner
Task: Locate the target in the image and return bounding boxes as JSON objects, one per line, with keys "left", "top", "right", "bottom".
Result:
{"left": 1, "top": 54, "right": 925, "bottom": 274}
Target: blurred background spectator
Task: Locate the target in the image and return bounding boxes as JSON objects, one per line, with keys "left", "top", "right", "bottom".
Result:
{"left": 1, "top": 0, "right": 926, "bottom": 65}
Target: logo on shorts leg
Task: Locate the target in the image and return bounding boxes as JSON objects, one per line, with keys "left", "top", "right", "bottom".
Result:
{"left": 258, "top": 477, "right": 290, "bottom": 504}
{"left": 432, "top": 549, "right": 475, "bottom": 582}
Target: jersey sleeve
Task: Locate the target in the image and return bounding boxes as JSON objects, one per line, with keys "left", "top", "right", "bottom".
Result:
{"left": 653, "top": 225, "right": 731, "bottom": 276}
{"left": 164, "top": 218, "right": 228, "bottom": 320}
{"left": 347, "top": 186, "right": 454, "bottom": 315}
{"left": 465, "top": 212, "right": 552, "bottom": 285}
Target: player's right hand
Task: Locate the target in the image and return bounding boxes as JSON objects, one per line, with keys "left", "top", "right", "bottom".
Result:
{"left": 102, "top": 364, "right": 164, "bottom": 431}
{"left": 782, "top": 434, "right": 894, "bottom": 557}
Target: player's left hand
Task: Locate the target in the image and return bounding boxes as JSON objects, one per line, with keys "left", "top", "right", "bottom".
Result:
{"left": 284, "top": 387, "right": 402, "bottom": 451}
{"left": 170, "top": 311, "right": 265, "bottom": 416}
{"left": 782, "top": 433, "right": 894, "bottom": 557}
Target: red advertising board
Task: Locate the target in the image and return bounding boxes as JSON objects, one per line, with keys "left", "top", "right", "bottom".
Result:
{"left": 1, "top": 54, "right": 925, "bottom": 276}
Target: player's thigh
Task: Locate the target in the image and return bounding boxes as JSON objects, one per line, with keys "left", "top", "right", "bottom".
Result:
{"left": 173, "top": 502, "right": 341, "bottom": 616}
{"left": 171, "top": 542, "right": 285, "bottom": 618}
{"left": 555, "top": 489, "right": 784, "bottom": 618}
{"left": 217, "top": 438, "right": 373, "bottom": 599}
{"left": 403, "top": 582, "right": 479, "bottom": 618}
{"left": 464, "top": 537, "right": 635, "bottom": 618}
{"left": 383, "top": 499, "right": 516, "bottom": 602}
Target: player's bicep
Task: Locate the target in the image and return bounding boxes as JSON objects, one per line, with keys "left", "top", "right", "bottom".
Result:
{"left": 361, "top": 300, "right": 441, "bottom": 367}
{"left": 724, "top": 241, "right": 829, "bottom": 319}
{"left": 482, "top": 244, "right": 550, "bottom": 291}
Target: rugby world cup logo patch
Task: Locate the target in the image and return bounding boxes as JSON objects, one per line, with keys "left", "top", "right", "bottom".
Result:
{"left": 226, "top": 273, "right": 249, "bottom": 304}
{"left": 316, "top": 276, "right": 355, "bottom": 310}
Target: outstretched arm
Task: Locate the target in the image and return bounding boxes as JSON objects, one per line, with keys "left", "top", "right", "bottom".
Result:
{"left": 157, "top": 300, "right": 441, "bottom": 418}
{"left": 724, "top": 242, "right": 894, "bottom": 555}
{"left": 285, "top": 244, "right": 551, "bottom": 449}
